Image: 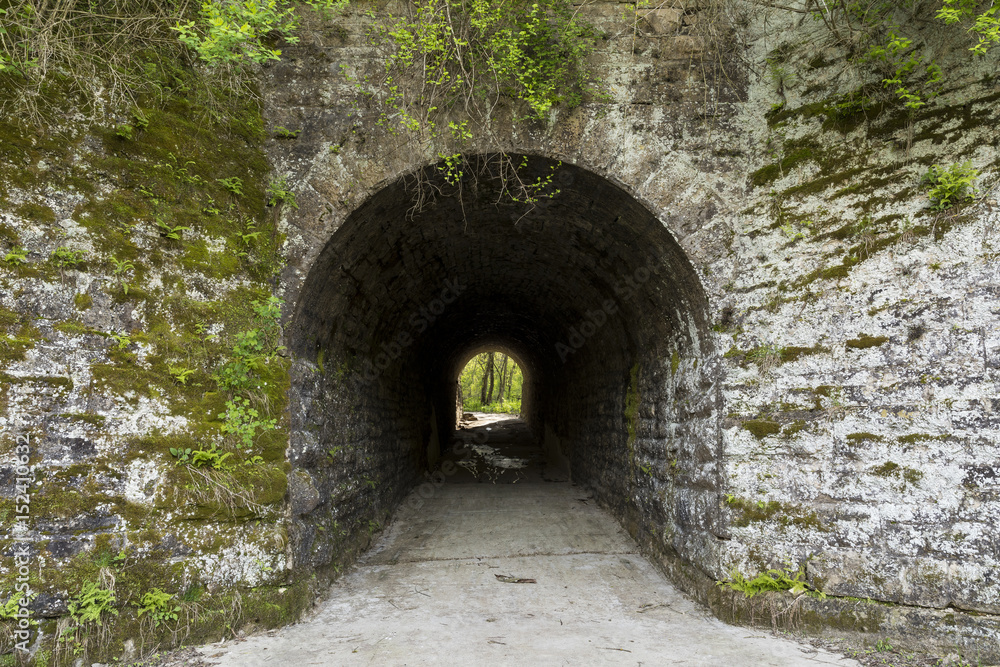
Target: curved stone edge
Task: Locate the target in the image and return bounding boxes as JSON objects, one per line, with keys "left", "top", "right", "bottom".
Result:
{"left": 630, "top": 526, "right": 1000, "bottom": 661}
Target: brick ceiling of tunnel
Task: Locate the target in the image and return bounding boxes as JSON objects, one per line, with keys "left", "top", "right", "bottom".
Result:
{"left": 291, "top": 156, "right": 711, "bottom": 379}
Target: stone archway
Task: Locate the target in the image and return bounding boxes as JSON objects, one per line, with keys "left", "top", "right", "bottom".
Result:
{"left": 284, "top": 154, "right": 725, "bottom": 581}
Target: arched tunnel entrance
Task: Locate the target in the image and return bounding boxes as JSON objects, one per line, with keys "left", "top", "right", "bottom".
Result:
{"left": 286, "top": 155, "right": 725, "bottom": 578}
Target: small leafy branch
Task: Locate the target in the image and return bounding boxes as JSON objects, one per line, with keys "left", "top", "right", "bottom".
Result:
{"left": 173, "top": 0, "right": 348, "bottom": 66}
{"left": 921, "top": 161, "right": 979, "bottom": 210}
{"left": 804, "top": 0, "right": 998, "bottom": 114}
{"left": 220, "top": 396, "right": 277, "bottom": 448}
{"left": 273, "top": 125, "right": 301, "bottom": 139}
{"left": 266, "top": 177, "right": 298, "bottom": 209}
{"left": 0, "top": 590, "right": 35, "bottom": 620}
{"left": 363, "top": 0, "right": 599, "bottom": 207}
{"left": 717, "top": 562, "right": 825, "bottom": 599}
{"left": 50, "top": 247, "right": 86, "bottom": 269}
{"left": 135, "top": 588, "right": 180, "bottom": 627}
{"left": 109, "top": 257, "right": 135, "bottom": 295}
{"left": 216, "top": 176, "right": 245, "bottom": 196}
{"left": 168, "top": 364, "right": 195, "bottom": 385}
{"left": 3, "top": 247, "right": 29, "bottom": 265}
{"left": 110, "top": 333, "right": 131, "bottom": 350}
{"left": 866, "top": 31, "right": 942, "bottom": 111}
{"left": 937, "top": 0, "right": 1000, "bottom": 55}
{"left": 169, "top": 444, "right": 233, "bottom": 470}
{"left": 68, "top": 581, "right": 117, "bottom": 624}
{"left": 780, "top": 219, "right": 813, "bottom": 240}
{"left": 154, "top": 217, "right": 191, "bottom": 241}
{"left": 214, "top": 297, "right": 285, "bottom": 392}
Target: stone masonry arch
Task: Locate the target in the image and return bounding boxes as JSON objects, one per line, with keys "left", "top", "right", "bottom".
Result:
{"left": 284, "top": 154, "right": 727, "bottom": 584}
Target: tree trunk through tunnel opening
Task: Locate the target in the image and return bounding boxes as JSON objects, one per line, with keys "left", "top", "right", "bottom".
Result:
{"left": 287, "top": 154, "right": 725, "bottom": 579}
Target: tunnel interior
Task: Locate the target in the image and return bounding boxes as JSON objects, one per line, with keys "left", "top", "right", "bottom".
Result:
{"left": 287, "top": 155, "right": 725, "bottom": 576}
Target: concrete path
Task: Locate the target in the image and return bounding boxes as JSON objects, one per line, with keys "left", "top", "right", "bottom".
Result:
{"left": 197, "top": 415, "right": 859, "bottom": 667}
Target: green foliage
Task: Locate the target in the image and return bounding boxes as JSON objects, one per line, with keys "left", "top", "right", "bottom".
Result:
{"left": 463, "top": 398, "right": 522, "bottom": 414}
{"left": 866, "top": 30, "right": 942, "bottom": 111}
{"left": 266, "top": 177, "right": 298, "bottom": 209}
{"left": 808, "top": 0, "right": 997, "bottom": 112}
{"left": 154, "top": 217, "right": 191, "bottom": 241}
{"left": 780, "top": 219, "right": 813, "bottom": 240}
{"left": 169, "top": 444, "right": 233, "bottom": 470}
{"left": 220, "top": 396, "right": 277, "bottom": 448}
{"left": 273, "top": 126, "right": 301, "bottom": 139}
{"left": 109, "top": 257, "right": 135, "bottom": 295}
{"left": 110, "top": 333, "right": 131, "bottom": 350}
{"left": 216, "top": 176, "right": 245, "bottom": 196}
{"left": 167, "top": 364, "right": 195, "bottom": 385}
{"left": 172, "top": 0, "right": 347, "bottom": 66}
{"left": 214, "top": 297, "right": 285, "bottom": 392}
{"left": 0, "top": 590, "right": 34, "bottom": 620}
{"left": 3, "top": 247, "right": 29, "bottom": 265}
{"left": 459, "top": 351, "right": 523, "bottom": 413}
{"left": 68, "top": 581, "right": 117, "bottom": 624}
{"left": 717, "top": 563, "right": 825, "bottom": 599}
{"left": 114, "top": 123, "right": 135, "bottom": 140}
{"left": 366, "top": 0, "right": 597, "bottom": 202}
{"left": 379, "top": 0, "right": 595, "bottom": 124}
{"left": 921, "top": 161, "right": 979, "bottom": 210}
{"left": 50, "top": 247, "right": 86, "bottom": 268}
{"left": 136, "top": 588, "right": 180, "bottom": 627}
{"left": 937, "top": 0, "right": 1000, "bottom": 54}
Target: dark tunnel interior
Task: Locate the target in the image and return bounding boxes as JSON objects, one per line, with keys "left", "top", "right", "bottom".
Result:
{"left": 285, "top": 155, "right": 724, "bottom": 574}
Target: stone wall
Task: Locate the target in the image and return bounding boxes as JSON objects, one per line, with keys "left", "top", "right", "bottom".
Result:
{"left": 1, "top": 0, "right": 998, "bottom": 662}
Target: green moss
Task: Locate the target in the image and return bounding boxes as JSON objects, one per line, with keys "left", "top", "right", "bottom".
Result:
{"left": 871, "top": 461, "right": 899, "bottom": 478}
{"left": 897, "top": 433, "right": 947, "bottom": 445}
{"left": 742, "top": 419, "right": 781, "bottom": 439}
{"left": 90, "top": 362, "right": 166, "bottom": 403}
{"left": 0, "top": 371, "right": 72, "bottom": 390}
{"left": 779, "top": 345, "right": 828, "bottom": 363}
{"left": 782, "top": 167, "right": 866, "bottom": 198}
{"left": 765, "top": 100, "right": 828, "bottom": 127}
{"left": 0, "top": 222, "right": 20, "bottom": 245}
{"left": 14, "top": 201, "right": 56, "bottom": 224}
{"left": 724, "top": 495, "right": 827, "bottom": 531}
{"left": 54, "top": 319, "right": 105, "bottom": 336}
{"left": 74, "top": 292, "right": 93, "bottom": 310}
{"left": 624, "top": 363, "right": 640, "bottom": 448}
{"left": 161, "top": 463, "right": 288, "bottom": 520}
{"left": 846, "top": 334, "right": 889, "bottom": 349}
{"left": 749, "top": 145, "right": 819, "bottom": 187}
{"left": 670, "top": 350, "right": 680, "bottom": 376}
{"left": 782, "top": 420, "right": 807, "bottom": 437}
{"left": 0, "top": 306, "right": 21, "bottom": 330}
{"left": 59, "top": 412, "right": 107, "bottom": 426}
{"left": 846, "top": 432, "right": 883, "bottom": 444}
{"left": 0, "top": 333, "right": 35, "bottom": 362}
{"left": 870, "top": 461, "right": 924, "bottom": 487}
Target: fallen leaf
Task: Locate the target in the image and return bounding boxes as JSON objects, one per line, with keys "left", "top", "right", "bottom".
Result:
{"left": 495, "top": 574, "right": 536, "bottom": 584}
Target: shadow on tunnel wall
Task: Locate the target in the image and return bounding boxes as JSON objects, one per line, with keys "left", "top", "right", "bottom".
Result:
{"left": 285, "top": 153, "right": 725, "bottom": 586}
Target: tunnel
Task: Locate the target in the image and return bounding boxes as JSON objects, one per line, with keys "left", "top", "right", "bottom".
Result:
{"left": 286, "top": 154, "right": 726, "bottom": 577}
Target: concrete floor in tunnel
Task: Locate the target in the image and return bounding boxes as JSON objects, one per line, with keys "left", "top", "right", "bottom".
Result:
{"left": 195, "top": 415, "right": 860, "bottom": 667}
